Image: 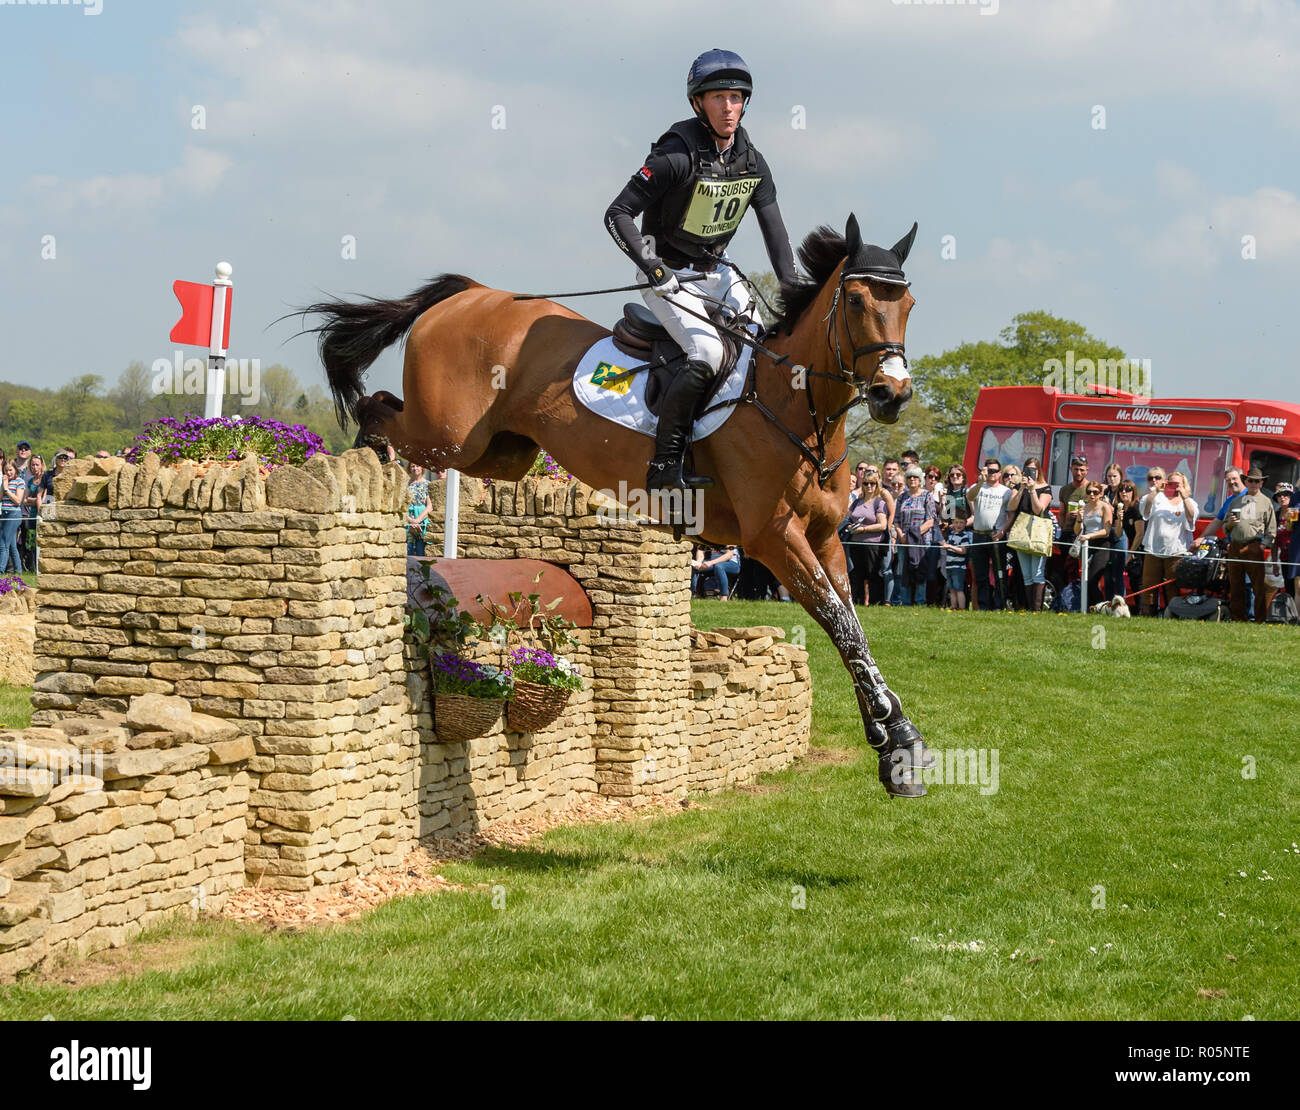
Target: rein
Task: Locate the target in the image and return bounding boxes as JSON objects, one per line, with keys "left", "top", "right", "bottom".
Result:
{"left": 678, "top": 273, "right": 907, "bottom": 487}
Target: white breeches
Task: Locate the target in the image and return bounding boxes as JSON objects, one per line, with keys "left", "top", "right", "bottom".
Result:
{"left": 635, "top": 260, "right": 756, "bottom": 373}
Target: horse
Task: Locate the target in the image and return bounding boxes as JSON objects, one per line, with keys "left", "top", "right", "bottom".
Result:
{"left": 302, "top": 214, "right": 932, "bottom": 796}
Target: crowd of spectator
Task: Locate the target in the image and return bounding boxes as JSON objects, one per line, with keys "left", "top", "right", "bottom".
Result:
{"left": 8, "top": 438, "right": 1297, "bottom": 626}
{"left": 1, "top": 443, "right": 115, "bottom": 576}
{"left": 826, "top": 451, "right": 1296, "bottom": 622}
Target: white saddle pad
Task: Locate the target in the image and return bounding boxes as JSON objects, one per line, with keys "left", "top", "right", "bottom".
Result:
{"left": 571, "top": 324, "right": 756, "bottom": 440}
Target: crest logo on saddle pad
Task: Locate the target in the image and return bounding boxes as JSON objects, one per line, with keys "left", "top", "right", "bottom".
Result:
{"left": 590, "top": 361, "right": 631, "bottom": 395}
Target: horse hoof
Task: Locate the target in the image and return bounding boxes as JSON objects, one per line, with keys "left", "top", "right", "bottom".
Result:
{"left": 878, "top": 752, "right": 928, "bottom": 798}
{"left": 886, "top": 719, "right": 934, "bottom": 769}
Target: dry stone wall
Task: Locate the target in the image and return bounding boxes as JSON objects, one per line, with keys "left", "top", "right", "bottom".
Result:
{"left": 3, "top": 458, "right": 810, "bottom": 975}
{"left": 0, "top": 695, "right": 254, "bottom": 978}
{"left": 30, "top": 449, "right": 417, "bottom": 893}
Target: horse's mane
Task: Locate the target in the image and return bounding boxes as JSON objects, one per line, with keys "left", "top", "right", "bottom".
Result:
{"left": 774, "top": 226, "right": 846, "bottom": 333}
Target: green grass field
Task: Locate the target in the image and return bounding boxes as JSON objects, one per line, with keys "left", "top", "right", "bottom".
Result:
{"left": 2, "top": 603, "right": 1296, "bottom": 1019}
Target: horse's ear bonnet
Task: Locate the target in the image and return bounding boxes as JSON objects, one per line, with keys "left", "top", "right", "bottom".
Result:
{"left": 842, "top": 215, "right": 917, "bottom": 287}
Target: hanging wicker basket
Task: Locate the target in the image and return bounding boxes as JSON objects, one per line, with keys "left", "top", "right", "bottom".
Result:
{"left": 505, "top": 681, "right": 572, "bottom": 733}
{"left": 433, "top": 692, "right": 505, "bottom": 742}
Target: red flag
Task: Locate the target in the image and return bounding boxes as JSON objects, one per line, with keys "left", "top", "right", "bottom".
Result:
{"left": 169, "top": 280, "right": 232, "bottom": 348}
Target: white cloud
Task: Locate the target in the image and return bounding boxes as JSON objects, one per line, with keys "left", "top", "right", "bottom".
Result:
{"left": 21, "top": 147, "right": 233, "bottom": 215}
{"left": 982, "top": 236, "right": 1075, "bottom": 283}
{"left": 1061, "top": 178, "right": 1130, "bottom": 218}
{"left": 1141, "top": 166, "right": 1300, "bottom": 270}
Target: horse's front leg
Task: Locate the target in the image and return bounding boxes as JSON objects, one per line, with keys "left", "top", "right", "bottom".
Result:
{"left": 819, "top": 536, "right": 934, "bottom": 775}
{"left": 747, "top": 525, "right": 927, "bottom": 798}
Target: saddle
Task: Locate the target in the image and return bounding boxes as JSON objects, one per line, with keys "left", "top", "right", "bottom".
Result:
{"left": 609, "top": 302, "right": 741, "bottom": 418}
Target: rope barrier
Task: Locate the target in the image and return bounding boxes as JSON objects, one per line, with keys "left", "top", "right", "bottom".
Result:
{"left": 837, "top": 534, "right": 1294, "bottom": 567}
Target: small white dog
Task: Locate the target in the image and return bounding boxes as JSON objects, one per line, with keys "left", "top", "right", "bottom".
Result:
{"left": 1090, "top": 595, "right": 1131, "bottom": 617}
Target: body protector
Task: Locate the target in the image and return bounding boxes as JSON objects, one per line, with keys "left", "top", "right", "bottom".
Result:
{"left": 651, "top": 118, "right": 762, "bottom": 265}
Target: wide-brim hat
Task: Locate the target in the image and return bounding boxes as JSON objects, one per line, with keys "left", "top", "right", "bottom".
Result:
{"left": 1245, "top": 466, "right": 1265, "bottom": 481}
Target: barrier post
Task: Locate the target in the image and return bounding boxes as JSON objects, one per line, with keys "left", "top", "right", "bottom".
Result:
{"left": 443, "top": 468, "right": 459, "bottom": 559}
{"left": 1080, "top": 540, "right": 1090, "bottom": 613}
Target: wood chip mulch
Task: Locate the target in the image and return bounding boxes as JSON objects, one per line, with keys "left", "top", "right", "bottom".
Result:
{"left": 221, "top": 794, "right": 697, "bottom": 928}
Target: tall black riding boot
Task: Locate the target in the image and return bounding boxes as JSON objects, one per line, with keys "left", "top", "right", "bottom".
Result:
{"left": 646, "top": 359, "right": 717, "bottom": 491}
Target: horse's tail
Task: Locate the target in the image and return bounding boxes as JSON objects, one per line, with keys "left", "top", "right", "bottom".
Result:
{"left": 298, "top": 274, "right": 475, "bottom": 430}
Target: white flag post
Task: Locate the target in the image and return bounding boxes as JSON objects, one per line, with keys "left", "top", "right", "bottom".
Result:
{"left": 204, "top": 262, "right": 233, "bottom": 419}
{"left": 443, "top": 468, "right": 460, "bottom": 559}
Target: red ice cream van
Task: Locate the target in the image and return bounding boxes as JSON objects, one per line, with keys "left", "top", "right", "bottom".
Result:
{"left": 964, "top": 386, "right": 1300, "bottom": 531}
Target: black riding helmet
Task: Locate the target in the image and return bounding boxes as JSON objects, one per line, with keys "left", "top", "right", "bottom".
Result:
{"left": 687, "top": 49, "right": 752, "bottom": 135}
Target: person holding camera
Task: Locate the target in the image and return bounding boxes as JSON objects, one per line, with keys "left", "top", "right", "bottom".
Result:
{"left": 1138, "top": 468, "right": 1198, "bottom": 616}
{"left": 1007, "top": 456, "right": 1052, "bottom": 611}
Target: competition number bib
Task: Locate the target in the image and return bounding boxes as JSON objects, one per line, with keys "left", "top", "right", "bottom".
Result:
{"left": 679, "top": 176, "right": 761, "bottom": 239}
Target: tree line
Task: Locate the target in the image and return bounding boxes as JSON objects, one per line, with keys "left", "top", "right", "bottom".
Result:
{"left": 0, "top": 364, "right": 355, "bottom": 461}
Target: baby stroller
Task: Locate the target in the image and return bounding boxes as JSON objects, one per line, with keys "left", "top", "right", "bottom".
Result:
{"left": 1163, "top": 538, "right": 1231, "bottom": 621}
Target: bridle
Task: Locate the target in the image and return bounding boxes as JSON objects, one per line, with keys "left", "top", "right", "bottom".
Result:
{"left": 823, "top": 271, "right": 910, "bottom": 384}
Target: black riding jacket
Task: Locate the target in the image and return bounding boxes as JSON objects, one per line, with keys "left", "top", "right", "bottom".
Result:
{"left": 604, "top": 116, "right": 797, "bottom": 287}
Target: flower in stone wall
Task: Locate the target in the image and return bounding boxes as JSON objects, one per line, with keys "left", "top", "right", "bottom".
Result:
{"left": 483, "top": 452, "right": 571, "bottom": 488}
{"left": 0, "top": 574, "right": 27, "bottom": 596}
{"left": 430, "top": 652, "right": 513, "bottom": 699}
{"left": 125, "top": 415, "right": 328, "bottom": 468}
{"left": 508, "top": 645, "right": 582, "bottom": 691}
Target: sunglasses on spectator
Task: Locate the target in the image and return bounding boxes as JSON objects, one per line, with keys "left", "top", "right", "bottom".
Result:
{"left": 1246, "top": 477, "right": 1263, "bottom": 483}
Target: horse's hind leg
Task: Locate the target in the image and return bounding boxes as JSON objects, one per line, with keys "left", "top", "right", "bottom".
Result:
{"left": 746, "top": 526, "right": 928, "bottom": 798}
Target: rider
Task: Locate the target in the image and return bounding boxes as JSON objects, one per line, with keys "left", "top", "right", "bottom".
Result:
{"left": 604, "top": 48, "right": 798, "bottom": 493}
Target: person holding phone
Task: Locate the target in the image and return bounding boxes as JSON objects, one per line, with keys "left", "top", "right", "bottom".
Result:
{"left": 1138, "top": 468, "right": 1198, "bottom": 616}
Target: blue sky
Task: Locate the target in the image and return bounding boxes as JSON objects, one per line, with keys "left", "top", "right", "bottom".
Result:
{"left": 2, "top": 0, "right": 1298, "bottom": 409}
